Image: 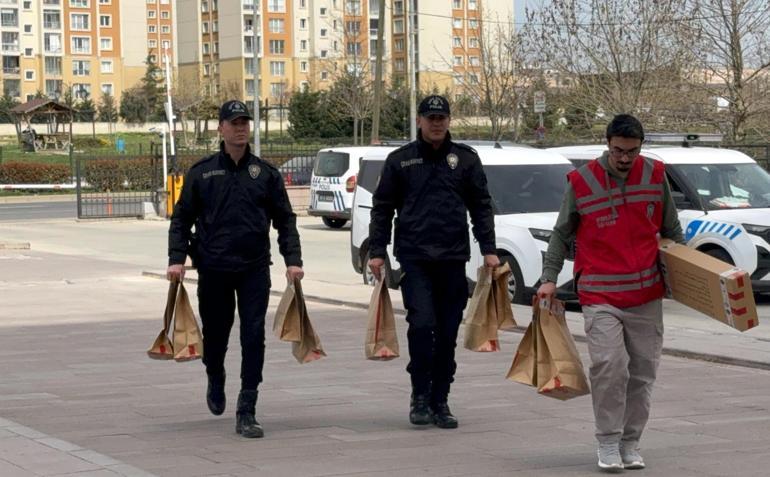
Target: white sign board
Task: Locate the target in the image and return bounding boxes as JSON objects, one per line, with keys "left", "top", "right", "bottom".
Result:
{"left": 534, "top": 91, "right": 546, "bottom": 113}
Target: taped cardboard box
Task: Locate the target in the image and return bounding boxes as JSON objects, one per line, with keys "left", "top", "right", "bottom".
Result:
{"left": 659, "top": 240, "right": 758, "bottom": 332}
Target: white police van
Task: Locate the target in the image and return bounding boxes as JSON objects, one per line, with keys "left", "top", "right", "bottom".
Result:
{"left": 350, "top": 145, "right": 578, "bottom": 303}
{"left": 549, "top": 142, "right": 770, "bottom": 292}
{"left": 309, "top": 146, "right": 395, "bottom": 228}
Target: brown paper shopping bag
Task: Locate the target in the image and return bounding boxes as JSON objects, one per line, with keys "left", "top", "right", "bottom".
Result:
{"left": 274, "top": 278, "right": 326, "bottom": 364}
{"left": 464, "top": 263, "right": 517, "bottom": 352}
{"left": 171, "top": 282, "right": 203, "bottom": 362}
{"left": 534, "top": 297, "right": 589, "bottom": 400}
{"left": 493, "top": 263, "right": 517, "bottom": 331}
{"left": 505, "top": 298, "right": 537, "bottom": 386}
{"left": 147, "top": 281, "right": 178, "bottom": 360}
{"left": 365, "top": 278, "right": 399, "bottom": 360}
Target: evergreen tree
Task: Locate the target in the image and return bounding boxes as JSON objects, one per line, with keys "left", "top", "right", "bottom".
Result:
{"left": 141, "top": 55, "right": 164, "bottom": 120}
{"left": 98, "top": 92, "right": 118, "bottom": 122}
{"left": 119, "top": 87, "right": 150, "bottom": 124}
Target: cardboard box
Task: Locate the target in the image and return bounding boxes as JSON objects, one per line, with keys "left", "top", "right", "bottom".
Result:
{"left": 658, "top": 241, "right": 758, "bottom": 332}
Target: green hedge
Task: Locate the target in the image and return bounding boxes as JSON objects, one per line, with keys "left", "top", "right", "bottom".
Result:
{"left": 0, "top": 162, "right": 71, "bottom": 184}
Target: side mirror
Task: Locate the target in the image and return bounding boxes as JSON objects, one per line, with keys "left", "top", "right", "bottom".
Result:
{"left": 672, "top": 191, "right": 693, "bottom": 209}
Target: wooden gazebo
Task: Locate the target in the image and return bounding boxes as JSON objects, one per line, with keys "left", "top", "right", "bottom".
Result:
{"left": 10, "top": 99, "right": 74, "bottom": 152}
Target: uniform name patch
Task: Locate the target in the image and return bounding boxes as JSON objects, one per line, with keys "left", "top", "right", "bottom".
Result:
{"left": 202, "top": 169, "right": 226, "bottom": 179}
{"left": 400, "top": 158, "right": 423, "bottom": 168}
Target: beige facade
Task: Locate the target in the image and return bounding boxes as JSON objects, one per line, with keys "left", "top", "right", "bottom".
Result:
{"left": 174, "top": 0, "right": 513, "bottom": 102}
{"left": 0, "top": 0, "right": 175, "bottom": 107}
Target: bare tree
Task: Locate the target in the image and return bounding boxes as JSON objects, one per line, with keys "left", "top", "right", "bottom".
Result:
{"left": 680, "top": 0, "right": 770, "bottom": 141}
{"left": 524, "top": 0, "right": 695, "bottom": 129}
{"left": 449, "top": 11, "right": 529, "bottom": 141}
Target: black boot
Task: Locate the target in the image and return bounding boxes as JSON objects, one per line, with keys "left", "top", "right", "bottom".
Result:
{"left": 431, "top": 401, "right": 458, "bottom": 429}
{"left": 235, "top": 390, "right": 264, "bottom": 438}
{"left": 409, "top": 393, "right": 433, "bottom": 426}
{"left": 206, "top": 373, "right": 226, "bottom": 416}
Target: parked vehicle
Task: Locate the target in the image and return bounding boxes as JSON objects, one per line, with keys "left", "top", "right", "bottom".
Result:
{"left": 278, "top": 156, "right": 315, "bottom": 186}
{"left": 549, "top": 144, "right": 770, "bottom": 292}
{"left": 309, "top": 146, "right": 395, "bottom": 228}
{"left": 350, "top": 145, "right": 578, "bottom": 303}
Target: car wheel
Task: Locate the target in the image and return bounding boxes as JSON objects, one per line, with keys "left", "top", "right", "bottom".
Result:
{"left": 322, "top": 217, "right": 347, "bottom": 228}
{"left": 362, "top": 250, "right": 392, "bottom": 287}
{"left": 500, "top": 255, "right": 525, "bottom": 304}
{"left": 704, "top": 248, "right": 735, "bottom": 265}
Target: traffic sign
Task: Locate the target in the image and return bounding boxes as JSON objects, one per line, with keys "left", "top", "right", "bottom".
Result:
{"left": 534, "top": 91, "right": 546, "bottom": 113}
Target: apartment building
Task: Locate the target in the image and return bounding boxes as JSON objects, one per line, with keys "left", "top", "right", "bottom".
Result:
{"left": 0, "top": 0, "right": 175, "bottom": 106}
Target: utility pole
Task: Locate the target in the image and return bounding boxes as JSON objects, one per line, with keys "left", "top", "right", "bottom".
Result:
{"left": 407, "top": 0, "right": 417, "bottom": 141}
{"left": 370, "top": 0, "right": 386, "bottom": 144}
{"left": 163, "top": 46, "right": 176, "bottom": 174}
{"left": 252, "top": 4, "right": 261, "bottom": 156}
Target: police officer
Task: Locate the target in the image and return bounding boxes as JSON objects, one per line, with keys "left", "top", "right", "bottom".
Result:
{"left": 167, "top": 100, "right": 304, "bottom": 439}
{"left": 368, "top": 95, "right": 499, "bottom": 429}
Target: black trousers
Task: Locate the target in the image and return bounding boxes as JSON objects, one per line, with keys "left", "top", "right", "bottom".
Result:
{"left": 399, "top": 260, "right": 469, "bottom": 402}
{"left": 197, "top": 266, "right": 271, "bottom": 391}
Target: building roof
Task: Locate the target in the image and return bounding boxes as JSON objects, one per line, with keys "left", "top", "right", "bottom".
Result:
{"left": 11, "top": 99, "right": 74, "bottom": 115}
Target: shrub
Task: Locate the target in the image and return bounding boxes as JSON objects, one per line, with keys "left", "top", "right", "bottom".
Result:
{"left": 0, "top": 162, "right": 71, "bottom": 184}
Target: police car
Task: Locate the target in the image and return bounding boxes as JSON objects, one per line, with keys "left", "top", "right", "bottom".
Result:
{"left": 350, "top": 145, "right": 578, "bottom": 303}
{"left": 308, "top": 146, "right": 395, "bottom": 228}
{"left": 549, "top": 142, "right": 770, "bottom": 292}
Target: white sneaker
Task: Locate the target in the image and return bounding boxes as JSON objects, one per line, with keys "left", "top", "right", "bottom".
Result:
{"left": 620, "top": 443, "right": 645, "bottom": 470}
{"left": 597, "top": 443, "right": 624, "bottom": 472}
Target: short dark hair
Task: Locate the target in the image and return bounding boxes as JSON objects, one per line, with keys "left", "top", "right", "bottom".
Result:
{"left": 606, "top": 114, "right": 644, "bottom": 141}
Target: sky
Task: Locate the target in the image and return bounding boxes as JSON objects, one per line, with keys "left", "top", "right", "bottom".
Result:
{"left": 514, "top": 0, "right": 537, "bottom": 26}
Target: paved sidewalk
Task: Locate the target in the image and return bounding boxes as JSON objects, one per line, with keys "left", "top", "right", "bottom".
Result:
{"left": 2, "top": 218, "right": 770, "bottom": 476}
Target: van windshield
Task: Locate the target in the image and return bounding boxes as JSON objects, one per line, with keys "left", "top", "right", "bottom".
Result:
{"left": 485, "top": 164, "right": 573, "bottom": 214}
{"left": 670, "top": 163, "right": 770, "bottom": 209}
{"left": 313, "top": 151, "right": 350, "bottom": 177}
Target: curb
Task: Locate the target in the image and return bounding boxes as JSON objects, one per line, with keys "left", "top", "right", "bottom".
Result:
{"left": 141, "top": 270, "right": 770, "bottom": 372}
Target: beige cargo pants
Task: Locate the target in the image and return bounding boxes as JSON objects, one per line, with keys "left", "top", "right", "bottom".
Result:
{"left": 582, "top": 299, "right": 664, "bottom": 447}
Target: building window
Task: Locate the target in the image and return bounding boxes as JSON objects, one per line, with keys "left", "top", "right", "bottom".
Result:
{"left": 202, "top": 22, "right": 208, "bottom": 33}
{"left": 453, "top": 56, "right": 462, "bottom": 66}
{"left": 43, "top": 10, "right": 60, "bottom": 29}
{"left": 244, "top": 57, "right": 255, "bottom": 74}
{"left": 23, "top": 1, "right": 32, "bottom": 9}
{"left": 44, "top": 33, "right": 62, "bottom": 53}
{"left": 148, "top": 25, "right": 156, "bottom": 33}
{"left": 299, "top": 0, "right": 306, "bottom": 7}
{"left": 469, "top": 37, "right": 478, "bottom": 48}
{"left": 24, "top": 70, "right": 34, "bottom": 80}
{"left": 202, "top": 42, "right": 209, "bottom": 54}
{"left": 299, "top": 18, "right": 307, "bottom": 29}
{"left": 45, "top": 56, "right": 62, "bottom": 74}
{"left": 268, "top": 19, "right": 284, "bottom": 33}
{"left": 70, "top": 13, "right": 89, "bottom": 30}
{"left": 269, "top": 61, "right": 285, "bottom": 76}
{"left": 100, "top": 59, "right": 112, "bottom": 73}
{"left": 393, "top": 0, "right": 403, "bottom": 15}
{"left": 469, "top": 56, "right": 479, "bottom": 66}
{"left": 319, "top": 7, "right": 326, "bottom": 15}
{"left": 453, "top": 37, "right": 461, "bottom": 47}
{"left": 393, "top": 19, "right": 403, "bottom": 34}
{"left": 148, "top": 10, "right": 156, "bottom": 18}
{"left": 71, "top": 36, "right": 91, "bottom": 54}
{"left": 100, "top": 37, "right": 112, "bottom": 50}
{"left": 161, "top": 11, "right": 169, "bottom": 19}
{"left": 320, "top": 49, "right": 327, "bottom": 57}
{"left": 100, "top": 15, "right": 111, "bottom": 27}
{"left": 346, "top": 42, "right": 361, "bottom": 56}
{"left": 452, "top": 18, "right": 462, "bottom": 29}
{"left": 300, "top": 61, "right": 307, "bottom": 72}
{"left": 1, "top": 9, "right": 18, "bottom": 28}
{"left": 300, "top": 39, "right": 307, "bottom": 51}
{"left": 346, "top": 21, "right": 360, "bottom": 34}
{"left": 394, "top": 58, "right": 405, "bottom": 71}
{"left": 394, "top": 38, "right": 404, "bottom": 52}
{"left": 45, "top": 79, "right": 62, "bottom": 98}
{"left": 101, "top": 83, "right": 113, "bottom": 95}
{"left": 24, "top": 47, "right": 32, "bottom": 56}
{"left": 72, "top": 83, "right": 91, "bottom": 99}
{"left": 161, "top": 25, "right": 170, "bottom": 33}
{"left": 268, "top": 39, "right": 284, "bottom": 54}
{"left": 72, "top": 59, "right": 90, "bottom": 75}
{"left": 345, "top": 0, "right": 361, "bottom": 15}
{"left": 320, "top": 70, "right": 328, "bottom": 80}
{"left": 70, "top": 0, "right": 89, "bottom": 7}
{"left": 468, "top": 0, "right": 477, "bottom": 9}
{"left": 452, "top": 0, "right": 461, "bottom": 8}
{"left": 469, "top": 19, "right": 478, "bottom": 29}
{"left": 212, "top": 21, "right": 218, "bottom": 32}
{"left": 203, "top": 64, "right": 210, "bottom": 76}
{"left": 162, "top": 40, "right": 170, "bottom": 49}
{"left": 267, "top": 0, "right": 285, "bottom": 13}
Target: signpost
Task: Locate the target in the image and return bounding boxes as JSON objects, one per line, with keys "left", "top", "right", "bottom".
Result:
{"left": 534, "top": 91, "right": 546, "bottom": 141}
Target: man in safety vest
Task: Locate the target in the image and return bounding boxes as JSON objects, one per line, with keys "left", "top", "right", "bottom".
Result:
{"left": 537, "top": 114, "right": 684, "bottom": 471}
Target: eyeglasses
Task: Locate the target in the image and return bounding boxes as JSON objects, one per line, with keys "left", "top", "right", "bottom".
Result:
{"left": 609, "top": 146, "right": 641, "bottom": 159}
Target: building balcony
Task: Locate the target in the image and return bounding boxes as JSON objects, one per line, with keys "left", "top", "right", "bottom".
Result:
{"left": 2, "top": 44, "right": 19, "bottom": 53}
{"left": 44, "top": 21, "right": 61, "bottom": 29}
{"left": 3, "top": 66, "right": 19, "bottom": 75}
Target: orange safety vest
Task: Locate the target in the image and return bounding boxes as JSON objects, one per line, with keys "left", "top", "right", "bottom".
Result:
{"left": 569, "top": 156, "right": 666, "bottom": 307}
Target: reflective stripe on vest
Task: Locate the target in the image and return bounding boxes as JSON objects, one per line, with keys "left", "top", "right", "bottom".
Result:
{"left": 574, "top": 158, "right": 662, "bottom": 216}
{"left": 578, "top": 265, "right": 661, "bottom": 293}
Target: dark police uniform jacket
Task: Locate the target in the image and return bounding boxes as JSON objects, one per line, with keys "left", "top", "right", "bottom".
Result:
{"left": 369, "top": 131, "right": 496, "bottom": 262}
{"left": 168, "top": 143, "right": 302, "bottom": 272}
